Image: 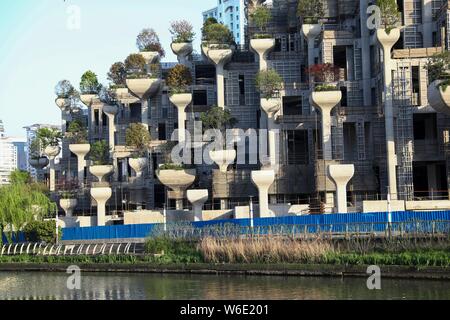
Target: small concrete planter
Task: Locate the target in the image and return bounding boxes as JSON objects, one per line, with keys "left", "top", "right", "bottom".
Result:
{"left": 251, "top": 169, "right": 275, "bottom": 218}
{"left": 376, "top": 28, "right": 401, "bottom": 50}
{"left": 80, "top": 94, "right": 97, "bottom": 107}
{"left": 55, "top": 98, "right": 70, "bottom": 110}
{"left": 129, "top": 157, "right": 148, "bottom": 177}
{"left": 89, "top": 165, "right": 114, "bottom": 183}
{"left": 126, "top": 78, "right": 162, "bottom": 99}
{"left": 311, "top": 90, "right": 342, "bottom": 110}
{"left": 427, "top": 80, "right": 450, "bottom": 115}
{"left": 60, "top": 198, "right": 77, "bottom": 217}
{"left": 169, "top": 93, "right": 192, "bottom": 109}
{"left": 301, "top": 24, "right": 322, "bottom": 40}
{"left": 205, "top": 46, "right": 234, "bottom": 66}
{"left": 328, "top": 164, "right": 355, "bottom": 214}
{"left": 171, "top": 42, "right": 193, "bottom": 60}
{"left": 69, "top": 144, "right": 90, "bottom": 156}
{"left": 260, "top": 98, "right": 281, "bottom": 117}
{"left": 43, "top": 145, "right": 61, "bottom": 158}
{"left": 250, "top": 38, "right": 275, "bottom": 70}
{"left": 139, "top": 51, "right": 160, "bottom": 65}
{"left": 103, "top": 104, "right": 119, "bottom": 116}
{"left": 29, "top": 157, "right": 49, "bottom": 169}
{"left": 187, "top": 189, "right": 209, "bottom": 222}
{"left": 90, "top": 187, "right": 112, "bottom": 226}
{"left": 157, "top": 168, "right": 196, "bottom": 191}
{"left": 209, "top": 149, "right": 236, "bottom": 173}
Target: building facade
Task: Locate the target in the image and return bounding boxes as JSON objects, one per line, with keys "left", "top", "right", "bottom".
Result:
{"left": 0, "top": 120, "right": 27, "bottom": 185}
{"left": 203, "top": 0, "right": 246, "bottom": 45}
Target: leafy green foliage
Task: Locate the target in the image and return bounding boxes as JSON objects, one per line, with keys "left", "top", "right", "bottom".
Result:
{"left": 314, "top": 84, "right": 338, "bottom": 92}
{"left": 166, "top": 64, "right": 192, "bottom": 94}
{"left": 170, "top": 20, "right": 195, "bottom": 43}
{"left": 158, "top": 163, "right": 184, "bottom": 170}
{"left": 136, "top": 28, "right": 165, "bottom": 57}
{"left": 145, "top": 236, "right": 197, "bottom": 255}
{"left": 202, "top": 22, "right": 235, "bottom": 45}
{"left": 29, "top": 138, "right": 42, "bottom": 159}
{"left": 80, "top": 70, "right": 101, "bottom": 94}
{"left": 107, "top": 62, "right": 127, "bottom": 87}
{"left": 37, "top": 128, "right": 63, "bottom": 148}
{"left": 250, "top": 5, "right": 271, "bottom": 35}
{"left": 377, "top": 0, "right": 401, "bottom": 33}
{"left": 90, "top": 141, "right": 111, "bottom": 165}
{"left": 54, "top": 80, "right": 79, "bottom": 99}
{"left": 297, "top": 0, "right": 324, "bottom": 24}
{"left": 125, "top": 53, "right": 147, "bottom": 79}
{"left": 425, "top": 51, "right": 450, "bottom": 88}
{"left": 23, "top": 220, "right": 61, "bottom": 244}
{"left": 255, "top": 69, "right": 283, "bottom": 99}
{"left": 199, "top": 106, "right": 238, "bottom": 132}
{"left": 66, "top": 120, "right": 88, "bottom": 144}
{"left": 125, "top": 123, "right": 151, "bottom": 156}
{"left": 9, "top": 170, "right": 31, "bottom": 185}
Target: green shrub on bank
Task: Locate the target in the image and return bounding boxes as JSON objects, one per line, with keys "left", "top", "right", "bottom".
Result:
{"left": 23, "top": 220, "right": 61, "bottom": 244}
{"left": 145, "top": 236, "right": 200, "bottom": 257}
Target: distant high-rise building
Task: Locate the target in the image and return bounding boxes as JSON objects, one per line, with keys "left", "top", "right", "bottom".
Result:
{"left": 203, "top": 0, "right": 246, "bottom": 45}
{"left": 0, "top": 120, "right": 27, "bottom": 184}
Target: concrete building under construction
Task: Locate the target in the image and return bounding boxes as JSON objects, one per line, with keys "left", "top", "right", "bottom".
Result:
{"left": 38, "top": 0, "right": 450, "bottom": 227}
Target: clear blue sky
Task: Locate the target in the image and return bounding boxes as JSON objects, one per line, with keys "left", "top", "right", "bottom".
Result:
{"left": 0, "top": 0, "right": 216, "bottom": 136}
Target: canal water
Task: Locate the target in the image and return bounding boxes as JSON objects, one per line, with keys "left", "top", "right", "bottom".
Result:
{"left": 0, "top": 272, "right": 449, "bottom": 300}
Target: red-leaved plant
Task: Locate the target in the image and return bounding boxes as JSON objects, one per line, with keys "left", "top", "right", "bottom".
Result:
{"left": 306, "top": 63, "right": 340, "bottom": 83}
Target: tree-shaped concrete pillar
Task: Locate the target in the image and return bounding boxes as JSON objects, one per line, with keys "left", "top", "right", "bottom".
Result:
{"left": 171, "top": 42, "right": 193, "bottom": 66}
{"left": 169, "top": 93, "right": 192, "bottom": 144}
{"left": 187, "top": 189, "right": 209, "bottom": 221}
{"left": 90, "top": 187, "right": 112, "bottom": 226}
{"left": 250, "top": 38, "right": 275, "bottom": 71}
{"left": 60, "top": 198, "right": 77, "bottom": 217}
{"left": 204, "top": 46, "right": 234, "bottom": 108}
{"left": 261, "top": 98, "right": 281, "bottom": 167}
{"left": 157, "top": 168, "right": 196, "bottom": 210}
{"left": 69, "top": 144, "right": 90, "bottom": 186}
{"left": 376, "top": 27, "right": 401, "bottom": 200}
{"left": 103, "top": 105, "right": 119, "bottom": 150}
{"left": 302, "top": 24, "right": 322, "bottom": 68}
{"left": 251, "top": 169, "right": 275, "bottom": 218}
{"left": 328, "top": 164, "right": 355, "bottom": 214}
{"left": 44, "top": 146, "right": 61, "bottom": 192}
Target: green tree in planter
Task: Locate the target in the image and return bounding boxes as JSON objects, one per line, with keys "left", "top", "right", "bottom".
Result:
{"left": 425, "top": 51, "right": 450, "bottom": 89}
{"left": 37, "top": 128, "right": 63, "bottom": 149}
{"left": 202, "top": 23, "right": 235, "bottom": 46}
{"left": 377, "top": 0, "right": 401, "bottom": 33}
{"left": 90, "top": 140, "right": 111, "bottom": 165}
{"left": 126, "top": 123, "right": 151, "bottom": 157}
{"left": 29, "top": 137, "right": 42, "bottom": 160}
{"left": 166, "top": 64, "right": 192, "bottom": 94}
{"left": 125, "top": 53, "right": 147, "bottom": 79}
{"left": 55, "top": 80, "right": 79, "bottom": 99}
{"left": 108, "top": 62, "right": 127, "bottom": 88}
{"left": 66, "top": 120, "right": 88, "bottom": 144}
{"left": 200, "top": 106, "right": 238, "bottom": 133}
{"left": 80, "top": 70, "right": 101, "bottom": 94}
{"left": 250, "top": 5, "right": 272, "bottom": 38}
{"left": 136, "top": 28, "right": 166, "bottom": 57}
{"left": 170, "top": 20, "right": 195, "bottom": 43}
{"left": 297, "top": 0, "right": 324, "bottom": 24}
{"left": 255, "top": 69, "right": 283, "bottom": 99}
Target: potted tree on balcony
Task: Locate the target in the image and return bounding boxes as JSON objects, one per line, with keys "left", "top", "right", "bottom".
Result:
{"left": 125, "top": 123, "right": 151, "bottom": 178}
{"left": 54, "top": 80, "right": 79, "bottom": 111}
{"left": 66, "top": 120, "right": 90, "bottom": 184}
{"left": 255, "top": 68, "right": 283, "bottom": 117}
{"left": 136, "top": 28, "right": 165, "bottom": 65}
{"left": 79, "top": 70, "right": 102, "bottom": 107}
{"left": 170, "top": 20, "right": 195, "bottom": 64}
{"left": 375, "top": 0, "right": 401, "bottom": 55}
{"left": 108, "top": 61, "right": 129, "bottom": 97}
{"left": 167, "top": 64, "right": 193, "bottom": 143}
{"left": 250, "top": 4, "right": 275, "bottom": 71}
{"left": 200, "top": 106, "right": 238, "bottom": 173}
{"left": 298, "top": 0, "right": 324, "bottom": 41}
{"left": 28, "top": 137, "right": 49, "bottom": 170}
{"left": 89, "top": 140, "right": 113, "bottom": 183}
{"left": 37, "top": 127, "right": 63, "bottom": 158}
{"left": 425, "top": 51, "right": 450, "bottom": 115}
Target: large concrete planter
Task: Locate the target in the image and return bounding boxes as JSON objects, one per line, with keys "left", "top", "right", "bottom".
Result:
{"left": 139, "top": 51, "right": 160, "bottom": 65}
{"left": 89, "top": 165, "right": 114, "bottom": 182}
{"left": 311, "top": 90, "right": 342, "bottom": 161}
{"left": 170, "top": 93, "right": 192, "bottom": 143}
{"left": 80, "top": 94, "right": 97, "bottom": 107}
{"left": 250, "top": 38, "right": 275, "bottom": 70}
{"left": 427, "top": 80, "right": 450, "bottom": 115}
{"left": 29, "top": 157, "right": 49, "bottom": 169}
{"left": 113, "top": 87, "right": 129, "bottom": 98}
{"left": 251, "top": 170, "right": 275, "bottom": 218}
{"left": 103, "top": 104, "right": 118, "bottom": 116}
{"left": 60, "top": 198, "right": 77, "bottom": 217}
{"left": 209, "top": 149, "right": 236, "bottom": 173}
{"left": 301, "top": 24, "right": 322, "bottom": 40}
{"left": 43, "top": 145, "right": 61, "bottom": 158}
{"left": 376, "top": 28, "right": 401, "bottom": 51}
{"left": 55, "top": 98, "right": 70, "bottom": 110}
{"left": 187, "top": 189, "right": 209, "bottom": 222}
{"left": 205, "top": 47, "right": 234, "bottom": 66}
{"left": 260, "top": 98, "right": 281, "bottom": 117}
{"left": 126, "top": 78, "right": 161, "bottom": 99}
{"left": 69, "top": 144, "right": 90, "bottom": 184}
{"left": 328, "top": 164, "right": 355, "bottom": 214}
{"left": 171, "top": 42, "right": 193, "bottom": 63}
{"left": 129, "top": 157, "right": 148, "bottom": 177}
{"left": 157, "top": 168, "right": 196, "bottom": 191}
{"left": 90, "top": 187, "right": 112, "bottom": 226}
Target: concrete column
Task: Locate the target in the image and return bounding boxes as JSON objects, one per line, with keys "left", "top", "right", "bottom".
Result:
{"left": 360, "top": 0, "right": 372, "bottom": 106}
{"left": 44, "top": 146, "right": 61, "bottom": 192}
{"left": 169, "top": 93, "right": 192, "bottom": 144}
{"left": 422, "top": 0, "right": 433, "bottom": 47}
{"left": 69, "top": 144, "right": 90, "bottom": 186}
{"left": 260, "top": 98, "right": 282, "bottom": 167}
{"left": 90, "top": 187, "right": 112, "bottom": 226}
{"left": 187, "top": 189, "right": 209, "bottom": 221}
{"left": 251, "top": 170, "right": 275, "bottom": 218}
{"left": 205, "top": 47, "right": 233, "bottom": 108}
{"left": 377, "top": 28, "right": 401, "bottom": 200}
{"left": 302, "top": 24, "right": 322, "bottom": 69}
{"left": 328, "top": 164, "right": 355, "bottom": 214}
{"left": 311, "top": 91, "right": 342, "bottom": 160}
{"left": 103, "top": 105, "right": 118, "bottom": 150}
{"left": 250, "top": 39, "right": 276, "bottom": 71}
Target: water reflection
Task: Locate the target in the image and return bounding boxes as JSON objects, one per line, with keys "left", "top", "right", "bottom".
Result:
{"left": 0, "top": 272, "right": 449, "bottom": 300}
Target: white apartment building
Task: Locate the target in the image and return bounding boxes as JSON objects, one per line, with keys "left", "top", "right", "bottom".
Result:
{"left": 203, "top": 0, "right": 246, "bottom": 45}
{"left": 0, "top": 121, "right": 27, "bottom": 185}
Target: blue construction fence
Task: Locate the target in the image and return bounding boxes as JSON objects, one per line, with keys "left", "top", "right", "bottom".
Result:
{"left": 59, "top": 210, "right": 450, "bottom": 242}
